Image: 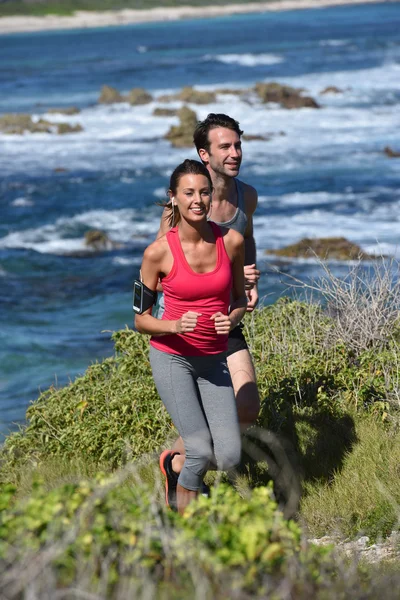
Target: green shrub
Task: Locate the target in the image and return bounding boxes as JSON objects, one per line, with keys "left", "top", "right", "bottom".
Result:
{"left": 0, "top": 330, "right": 173, "bottom": 484}
{"left": 2, "top": 298, "right": 400, "bottom": 547}
{"left": 0, "top": 475, "right": 333, "bottom": 598}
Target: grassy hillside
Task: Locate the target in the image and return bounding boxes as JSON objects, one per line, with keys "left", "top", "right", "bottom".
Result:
{"left": 1, "top": 260, "right": 400, "bottom": 596}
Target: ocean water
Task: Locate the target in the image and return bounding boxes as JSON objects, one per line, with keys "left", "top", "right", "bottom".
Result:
{"left": 1, "top": 1, "right": 400, "bottom": 434}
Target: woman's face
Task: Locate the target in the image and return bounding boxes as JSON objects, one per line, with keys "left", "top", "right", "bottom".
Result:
{"left": 173, "top": 174, "right": 212, "bottom": 222}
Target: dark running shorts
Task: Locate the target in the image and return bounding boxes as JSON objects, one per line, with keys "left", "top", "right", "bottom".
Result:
{"left": 227, "top": 323, "right": 248, "bottom": 357}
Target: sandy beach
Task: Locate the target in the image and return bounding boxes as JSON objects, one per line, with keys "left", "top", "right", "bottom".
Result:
{"left": 0, "top": 0, "right": 396, "bottom": 35}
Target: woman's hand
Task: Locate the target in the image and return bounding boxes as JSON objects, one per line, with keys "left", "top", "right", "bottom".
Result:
{"left": 176, "top": 311, "right": 202, "bottom": 333}
{"left": 210, "top": 312, "right": 232, "bottom": 335}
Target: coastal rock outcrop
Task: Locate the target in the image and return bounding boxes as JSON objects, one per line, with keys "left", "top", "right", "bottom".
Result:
{"left": 57, "top": 123, "right": 83, "bottom": 134}
{"left": 265, "top": 237, "right": 376, "bottom": 260}
{"left": 254, "top": 82, "right": 320, "bottom": 109}
{"left": 46, "top": 107, "right": 81, "bottom": 115}
{"left": 84, "top": 230, "right": 115, "bottom": 251}
{"left": 98, "top": 85, "right": 153, "bottom": 105}
{"left": 214, "top": 87, "right": 244, "bottom": 96}
{"left": 242, "top": 134, "right": 272, "bottom": 141}
{"left": 320, "top": 86, "right": 344, "bottom": 95}
{"left": 164, "top": 106, "right": 198, "bottom": 147}
{"left": 0, "top": 113, "right": 83, "bottom": 135}
{"left": 384, "top": 146, "right": 400, "bottom": 158}
{"left": 153, "top": 107, "right": 178, "bottom": 117}
{"left": 98, "top": 85, "right": 125, "bottom": 104}
{"left": 179, "top": 86, "right": 216, "bottom": 104}
{"left": 126, "top": 88, "right": 153, "bottom": 105}
{"left": 158, "top": 86, "right": 216, "bottom": 104}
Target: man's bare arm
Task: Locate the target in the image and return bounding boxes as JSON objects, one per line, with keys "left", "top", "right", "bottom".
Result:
{"left": 243, "top": 183, "right": 258, "bottom": 266}
{"left": 242, "top": 184, "right": 260, "bottom": 311}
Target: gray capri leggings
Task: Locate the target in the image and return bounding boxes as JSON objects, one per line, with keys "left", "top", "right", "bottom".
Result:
{"left": 149, "top": 346, "right": 241, "bottom": 492}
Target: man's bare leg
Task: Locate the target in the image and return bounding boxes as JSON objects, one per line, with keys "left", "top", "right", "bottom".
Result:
{"left": 171, "top": 348, "right": 259, "bottom": 454}
{"left": 227, "top": 349, "right": 260, "bottom": 432}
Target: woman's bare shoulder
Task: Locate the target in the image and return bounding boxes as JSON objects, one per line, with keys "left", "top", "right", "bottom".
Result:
{"left": 218, "top": 226, "right": 244, "bottom": 257}
{"left": 225, "top": 227, "right": 244, "bottom": 246}
{"left": 143, "top": 236, "right": 169, "bottom": 263}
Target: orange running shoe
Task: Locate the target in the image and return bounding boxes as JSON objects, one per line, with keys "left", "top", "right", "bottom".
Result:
{"left": 159, "top": 450, "right": 180, "bottom": 511}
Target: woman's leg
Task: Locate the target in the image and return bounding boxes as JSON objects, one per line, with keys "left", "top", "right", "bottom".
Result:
{"left": 149, "top": 347, "right": 214, "bottom": 512}
{"left": 195, "top": 354, "right": 242, "bottom": 473}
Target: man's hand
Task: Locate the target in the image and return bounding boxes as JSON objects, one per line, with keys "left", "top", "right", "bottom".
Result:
{"left": 246, "top": 286, "right": 259, "bottom": 312}
{"left": 176, "top": 311, "right": 201, "bottom": 333}
{"left": 210, "top": 312, "right": 232, "bottom": 335}
{"left": 244, "top": 263, "right": 260, "bottom": 290}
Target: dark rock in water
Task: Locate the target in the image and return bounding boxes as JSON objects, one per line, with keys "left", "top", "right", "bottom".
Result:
{"left": 254, "top": 82, "right": 320, "bottom": 109}
{"left": 156, "top": 93, "right": 174, "bottom": 103}
{"left": 98, "top": 85, "right": 125, "bottom": 104}
{"left": 153, "top": 107, "right": 179, "bottom": 117}
{"left": 384, "top": 146, "right": 400, "bottom": 158}
{"left": 242, "top": 133, "right": 272, "bottom": 141}
{"left": 84, "top": 230, "right": 115, "bottom": 251}
{"left": 320, "top": 86, "right": 344, "bottom": 95}
{"left": 164, "top": 106, "right": 198, "bottom": 148}
{"left": 127, "top": 88, "right": 153, "bottom": 105}
{"left": 215, "top": 87, "right": 246, "bottom": 96}
{"left": 265, "top": 237, "right": 378, "bottom": 260}
{"left": 178, "top": 86, "right": 216, "bottom": 104}
{"left": 0, "top": 113, "right": 48, "bottom": 134}
{"left": 57, "top": 123, "right": 83, "bottom": 135}
{"left": 47, "top": 107, "right": 81, "bottom": 115}
{"left": 0, "top": 113, "right": 83, "bottom": 135}
{"left": 157, "top": 86, "right": 216, "bottom": 104}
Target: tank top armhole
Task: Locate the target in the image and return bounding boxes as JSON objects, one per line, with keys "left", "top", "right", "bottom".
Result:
{"left": 236, "top": 179, "right": 245, "bottom": 212}
{"left": 210, "top": 221, "right": 231, "bottom": 265}
{"left": 161, "top": 228, "right": 178, "bottom": 283}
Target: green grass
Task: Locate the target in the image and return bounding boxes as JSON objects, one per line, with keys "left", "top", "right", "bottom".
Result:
{"left": 0, "top": 0, "right": 282, "bottom": 18}
{"left": 301, "top": 415, "right": 400, "bottom": 541}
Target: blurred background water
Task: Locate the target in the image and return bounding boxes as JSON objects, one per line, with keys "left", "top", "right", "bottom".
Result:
{"left": 1, "top": 1, "right": 400, "bottom": 434}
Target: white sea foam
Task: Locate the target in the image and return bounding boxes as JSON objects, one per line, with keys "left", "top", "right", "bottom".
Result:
{"left": 11, "top": 197, "right": 34, "bottom": 207}
{"left": 1, "top": 56, "right": 399, "bottom": 179}
{"left": 153, "top": 186, "right": 167, "bottom": 198}
{"left": 254, "top": 200, "right": 400, "bottom": 260}
{"left": 207, "top": 53, "right": 284, "bottom": 67}
{"left": 112, "top": 256, "right": 142, "bottom": 266}
{"left": 319, "top": 39, "right": 349, "bottom": 47}
{"left": 0, "top": 209, "right": 161, "bottom": 255}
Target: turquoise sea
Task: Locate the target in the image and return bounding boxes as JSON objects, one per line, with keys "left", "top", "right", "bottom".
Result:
{"left": 1, "top": 1, "right": 400, "bottom": 434}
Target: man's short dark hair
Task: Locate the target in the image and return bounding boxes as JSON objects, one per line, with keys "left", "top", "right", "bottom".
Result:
{"left": 193, "top": 113, "right": 243, "bottom": 154}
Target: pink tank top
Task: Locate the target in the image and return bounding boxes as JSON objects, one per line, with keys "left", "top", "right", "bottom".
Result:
{"left": 150, "top": 222, "right": 232, "bottom": 356}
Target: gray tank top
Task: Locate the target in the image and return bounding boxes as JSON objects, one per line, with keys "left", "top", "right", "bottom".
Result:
{"left": 208, "top": 179, "right": 247, "bottom": 235}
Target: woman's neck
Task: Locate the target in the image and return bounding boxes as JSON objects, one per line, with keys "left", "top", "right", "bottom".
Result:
{"left": 177, "top": 218, "right": 212, "bottom": 243}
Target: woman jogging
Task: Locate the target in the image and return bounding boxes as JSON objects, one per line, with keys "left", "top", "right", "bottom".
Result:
{"left": 135, "top": 159, "right": 247, "bottom": 514}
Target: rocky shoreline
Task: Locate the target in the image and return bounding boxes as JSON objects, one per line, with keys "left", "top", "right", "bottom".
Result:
{"left": 0, "top": 0, "right": 396, "bottom": 35}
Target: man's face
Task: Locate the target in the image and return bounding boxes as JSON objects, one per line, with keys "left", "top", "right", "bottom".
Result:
{"left": 199, "top": 127, "right": 242, "bottom": 178}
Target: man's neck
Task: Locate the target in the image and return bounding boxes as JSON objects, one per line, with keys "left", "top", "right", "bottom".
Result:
{"left": 210, "top": 171, "right": 237, "bottom": 205}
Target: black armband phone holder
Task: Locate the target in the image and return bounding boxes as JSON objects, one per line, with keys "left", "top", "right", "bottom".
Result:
{"left": 133, "top": 280, "right": 157, "bottom": 314}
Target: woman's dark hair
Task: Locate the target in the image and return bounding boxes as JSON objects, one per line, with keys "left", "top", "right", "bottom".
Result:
{"left": 193, "top": 113, "right": 243, "bottom": 156}
{"left": 162, "top": 159, "right": 213, "bottom": 228}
